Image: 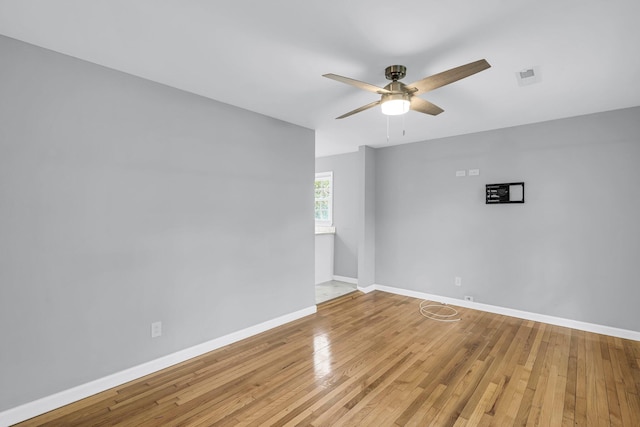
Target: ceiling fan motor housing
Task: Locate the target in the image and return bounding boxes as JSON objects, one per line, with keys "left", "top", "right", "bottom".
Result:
{"left": 384, "top": 81, "right": 408, "bottom": 93}
{"left": 385, "top": 65, "right": 406, "bottom": 81}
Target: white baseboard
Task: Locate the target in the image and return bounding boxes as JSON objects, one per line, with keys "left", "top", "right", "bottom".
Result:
{"left": 372, "top": 284, "right": 640, "bottom": 342}
{"left": 0, "top": 305, "right": 317, "bottom": 427}
{"left": 357, "top": 284, "right": 376, "bottom": 294}
{"left": 332, "top": 275, "right": 358, "bottom": 285}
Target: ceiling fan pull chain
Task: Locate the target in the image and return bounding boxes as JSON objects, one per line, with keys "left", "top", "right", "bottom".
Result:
{"left": 402, "top": 113, "right": 406, "bottom": 137}
{"left": 386, "top": 115, "right": 390, "bottom": 143}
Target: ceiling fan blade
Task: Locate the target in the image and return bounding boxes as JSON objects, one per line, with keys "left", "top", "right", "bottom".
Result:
{"left": 323, "top": 73, "right": 392, "bottom": 94}
{"left": 410, "top": 97, "right": 444, "bottom": 116}
{"left": 335, "top": 100, "right": 381, "bottom": 119}
{"left": 406, "top": 59, "right": 491, "bottom": 94}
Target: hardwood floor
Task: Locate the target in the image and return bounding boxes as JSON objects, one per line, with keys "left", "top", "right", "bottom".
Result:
{"left": 16, "top": 291, "right": 640, "bottom": 426}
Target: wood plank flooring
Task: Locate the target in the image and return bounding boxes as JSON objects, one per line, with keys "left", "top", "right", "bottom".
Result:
{"left": 15, "top": 291, "right": 640, "bottom": 426}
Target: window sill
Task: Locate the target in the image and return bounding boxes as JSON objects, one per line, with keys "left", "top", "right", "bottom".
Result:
{"left": 315, "top": 226, "right": 336, "bottom": 235}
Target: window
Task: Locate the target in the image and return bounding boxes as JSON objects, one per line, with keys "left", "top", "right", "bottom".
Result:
{"left": 315, "top": 171, "right": 333, "bottom": 226}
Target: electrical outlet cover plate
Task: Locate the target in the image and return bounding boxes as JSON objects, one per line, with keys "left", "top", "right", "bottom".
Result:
{"left": 151, "top": 321, "right": 162, "bottom": 338}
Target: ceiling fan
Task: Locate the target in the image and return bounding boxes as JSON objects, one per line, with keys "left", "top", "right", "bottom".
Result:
{"left": 323, "top": 59, "right": 491, "bottom": 119}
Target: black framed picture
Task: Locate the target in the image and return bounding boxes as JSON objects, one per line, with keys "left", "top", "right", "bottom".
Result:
{"left": 486, "top": 182, "right": 525, "bottom": 204}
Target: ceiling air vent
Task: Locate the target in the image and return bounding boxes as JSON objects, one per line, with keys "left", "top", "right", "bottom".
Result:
{"left": 515, "top": 66, "right": 541, "bottom": 86}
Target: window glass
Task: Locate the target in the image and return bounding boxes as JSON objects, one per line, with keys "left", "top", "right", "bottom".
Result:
{"left": 315, "top": 172, "right": 333, "bottom": 226}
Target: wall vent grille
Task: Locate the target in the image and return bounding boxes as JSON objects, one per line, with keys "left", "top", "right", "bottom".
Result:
{"left": 515, "top": 66, "right": 541, "bottom": 86}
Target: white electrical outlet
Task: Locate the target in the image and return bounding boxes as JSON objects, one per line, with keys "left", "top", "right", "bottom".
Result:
{"left": 464, "top": 296, "right": 474, "bottom": 302}
{"left": 469, "top": 169, "right": 480, "bottom": 176}
{"left": 456, "top": 170, "right": 466, "bottom": 177}
{"left": 455, "top": 277, "right": 462, "bottom": 287}
{"left": 151, "top": 321, "right": 162, "bottom": 338}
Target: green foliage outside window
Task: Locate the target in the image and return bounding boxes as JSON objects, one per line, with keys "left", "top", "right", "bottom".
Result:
{"left": 315, "top": 173, "right": 332, "bottom": 224}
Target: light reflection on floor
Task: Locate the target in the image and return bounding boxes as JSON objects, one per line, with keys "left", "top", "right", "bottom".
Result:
{"left": 313, "top": 333, "right": 332, "bottom": 380}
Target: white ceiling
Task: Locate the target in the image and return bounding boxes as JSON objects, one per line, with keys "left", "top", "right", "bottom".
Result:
{"left": 1, "top": 1, "right": 639, "bottom": 157}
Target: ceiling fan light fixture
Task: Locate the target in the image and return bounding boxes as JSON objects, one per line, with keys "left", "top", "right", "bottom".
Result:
{"left": 381, "top": 94, "right": 410, "bottom": 116}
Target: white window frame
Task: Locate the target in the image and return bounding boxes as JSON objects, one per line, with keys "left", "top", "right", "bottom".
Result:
{"left": 315, "top": 171, "right": 333, "bottom": 226}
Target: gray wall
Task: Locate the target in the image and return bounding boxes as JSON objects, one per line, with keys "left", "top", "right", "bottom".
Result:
{"left": 358, "top": 146, "right": 377, "bottom": 287}
{"left": 375, "top": 107, "right": 640, "bottom": 331}
{"left": 315, "top": 152, "right": 358, "bottom": 278}
{"left": 0, "top": 35, "right": 315, "bottom": 411}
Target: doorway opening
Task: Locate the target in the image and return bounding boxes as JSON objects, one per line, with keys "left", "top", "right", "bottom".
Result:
{"left": 315, "top": 280, "right": 357, "bottom": 304}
